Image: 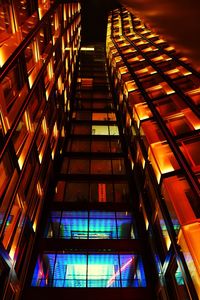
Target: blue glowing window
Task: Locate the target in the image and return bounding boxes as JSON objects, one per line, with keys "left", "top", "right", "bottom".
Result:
{"left": 31, "top": 253, "right": 146, "bottom": 288}
{"left": 45, "top": 211, "right": 135, "bottom": 239}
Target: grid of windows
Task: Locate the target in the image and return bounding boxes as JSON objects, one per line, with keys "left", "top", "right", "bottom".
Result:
{"left": 107, "top": 7, "right": 200, "bottom": 299}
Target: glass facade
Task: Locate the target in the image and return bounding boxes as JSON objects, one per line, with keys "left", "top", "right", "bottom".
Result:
{"left": 0, "top": 2, "right": 200, "bottom": 300}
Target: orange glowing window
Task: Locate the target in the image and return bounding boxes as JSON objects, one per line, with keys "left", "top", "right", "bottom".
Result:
{"left": 124, "top": 80, "right": 138, "bottom": 97}
{"left": 1, "top": 64, "right": 24, "bottom": 111}
{"left": 38, "top": 0, "right": 51, "bottom": 18}
{"left": 148, "top": 142, "right": 180, "bottom": 183}
{"left": 14, "top": 0, "right": 37, "bottom": 27}
{"left": 0, "top": 152, "right": 14, "bottom": 198}
{"left": 154, "top": 95, "right": 187, "bottom": 116}
{"left": 98, "top": 184, "right": 107, "bottom": 202}
{"left": 128, "top": 90, "right": 145, "bottom": 107}
{"left": 146, "top": 82, "right": 174, "bottom": 99}
{"left": 151, "top": 54, "right": 171, "bottom": 63}
{"left": 27, "top": 82, "right": 46, "bottom": 125}
{"left": 134, "top": 103, "right": 153, "bottom": 127}
{"left": 179, "top": 137, "right": 200, "bottom": 172}
{"left": 162, "top": 176, "right": 197, "bottom": 225}
{"left": 142, "top": 45, "right": 158, "bottom": 53}
{"left": 178, "top": 223, "right": 200, "bottom": 297}
{"left": 117, "top": 66, "right": 129, "bottom": 80}
{"left": 164, "top": 66, "right": 191, "bottom": 79}
{"left": 174, "top": 74, "right": 200, "bottom": 93}
{"left": 121, "top": 47, "right": 136, "bottom": 55}
{"left": 135, "top": 66, "right": 157, "bottom": 78}
{"left": 127, "top": 55, "right": 145, "bottom": 64}
{"left": 165, "top": 111, "right": 200, "bottom": 136}
{"left": 186, "top": 88, "right": 200, "bottom": 106}
{"left": 140, "top": 120, "right": 165, "bottom": 150}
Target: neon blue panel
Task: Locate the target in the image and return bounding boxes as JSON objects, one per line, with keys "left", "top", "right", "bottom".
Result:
{"left": 50, "top": 211, "right": 62, "bottom": 218}
{"left": 89, "top": 218, "right": 117, "bottom": 239}
{"left": 60, "top": 218, "right": 88, "bottom": 239}
{"left": 137, "top": 257, "right": 147, "bottom": 287}
{"left": 62, "top": 211, "right": 88, "bottom": 218}
{"left": 57, "top": 254, "right": 87, "bottom": 287}
{"left": 89, "top": 211, "right": 115, "bottom": 218}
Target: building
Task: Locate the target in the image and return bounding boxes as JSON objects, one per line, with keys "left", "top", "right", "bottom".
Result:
{"left": 0, "top": 1, "right": 200, "bottom": 300}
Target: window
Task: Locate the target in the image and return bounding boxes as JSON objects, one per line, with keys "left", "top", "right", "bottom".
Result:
{"left": 45, "top": 211, "right": 135, "bottom": 239}
{"left": 0, "top": 152, "right": 14, "bottom": 199}
{"left": 179, "top": 137, "right": 200, "bottom": 172}
{"left": 148, "top": 141, "right": 180, "bottom": 183}
{"left": 32, "top": 252, "right": 146, "bottom": 288}
{"left": 12, "top": 111, "right": 33, "bottom": 169}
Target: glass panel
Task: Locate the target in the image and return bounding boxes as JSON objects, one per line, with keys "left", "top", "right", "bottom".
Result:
{"left": 70, "top": 139, "right": 91, "bottom": 152}
{"left": 91, "top": 160, "right": 112, "bottom": 174}
{"left": 45, "top": 211, "right": 135, "bottom": 240}
{"left": 0, "top": 152, "right": 14, "bottom": 199}
{"left": 148, "top": 142, "right": 180, "bottom": 183}
{"left": 68, "top": 159, "right": 90, "bottom": 174}
{"left": 162, "top": 176, "right": 197, "bottom": 226}
{"left": 112, "top": 159, "right": 126, "bottom": 175}
{"left": 92, "top": 125, "right": 109, "bottom": 135}
{"left": 109, "top": 125, "right": 119, "bottom": 136}
{"left": 91, "top": 140, "right": 110, "bottom": 152}
{"left": 90, "top": 182, "right": 114, "bottom": 203}
{"left": 114, "top": 183, "right": 129, "bottom": 203}
{"left": 88, "top": 254, "right": 119, "bottom": 287}
{"left": 65, "top": 182, "right": 89, "bottom": 202}
{"left": 179, "top": 137, "right": 200, "bottom": 172}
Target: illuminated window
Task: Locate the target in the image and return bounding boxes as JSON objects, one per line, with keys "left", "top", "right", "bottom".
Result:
{"left": 1, "top": 63, "right": 27, "bottom": 115}
{"left": 162, "top": 176, "right": 197, "bottom": 227}
{"left": 2, "top": 194, "right": 23, "bottom": 253}
{"left": 178, "top": 223, "right": 200, "bottom": 297}
{"left": 0, "top": 152, "right": 14, "bottom": 199}
{"left": 179, "top": 137, "right": 200, "bottom": 172}
{"left": 45, "top": 211, "right": 135, "bottom": 239}
{"left": 32, "top": 253, "right": 146, "bottom": 288}
{"left": 148, "top": 142, "right": 180, "bottom": 183}
{"left": 12, "top": 112, "right": 33, "bottom": 169}
{"left": 166, "top": 257, "right": 191, "bottom": 300}
{"left": 27, "top": 82, "right": 46, "bottom": 126}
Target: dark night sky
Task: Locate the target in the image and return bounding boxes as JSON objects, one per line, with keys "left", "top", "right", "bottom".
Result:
{"left": 81, "top": 0, "right": 120, "bottom": 44}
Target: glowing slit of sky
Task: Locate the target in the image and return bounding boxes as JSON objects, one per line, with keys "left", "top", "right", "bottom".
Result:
{"left": 106, "top": 257, "right": 134, "bottom": 287}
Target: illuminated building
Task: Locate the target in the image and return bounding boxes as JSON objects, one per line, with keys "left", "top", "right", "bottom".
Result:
{"left": 0, "top": 2, "right": 200, "bottom": 300}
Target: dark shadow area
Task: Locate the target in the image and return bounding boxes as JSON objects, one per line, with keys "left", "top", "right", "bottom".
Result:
{"left": 81, "top": 0, "right": 120, "bottom": 44}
